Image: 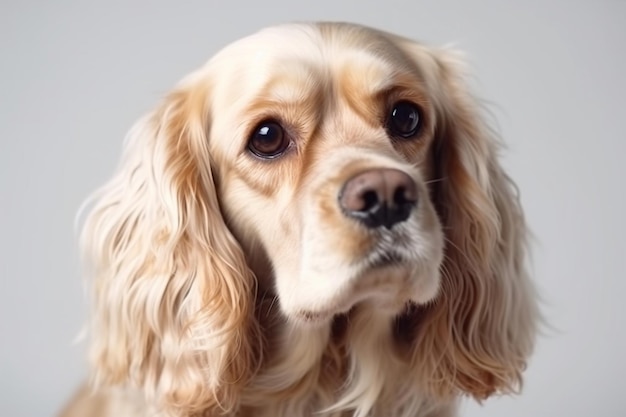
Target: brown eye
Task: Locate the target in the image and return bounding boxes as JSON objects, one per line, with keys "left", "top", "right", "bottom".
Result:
{"left": 248, "top": 120, "right": 289, "bottom": 159}
{"left": 387, "top": 101, "right": 422, "bottom": 138}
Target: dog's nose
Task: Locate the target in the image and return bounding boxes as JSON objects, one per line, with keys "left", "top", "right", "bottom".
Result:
{"left": 339, "top": 168, "right": 418, "bottom": 229}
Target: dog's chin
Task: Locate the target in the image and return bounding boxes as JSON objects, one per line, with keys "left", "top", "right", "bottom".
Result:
{"left": 287, "top": 255, "right": 440, "bottom": 326}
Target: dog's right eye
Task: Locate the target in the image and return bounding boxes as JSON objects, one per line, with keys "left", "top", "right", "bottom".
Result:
{"left": 248, "top": 120, "right": 290, "bottom": 159}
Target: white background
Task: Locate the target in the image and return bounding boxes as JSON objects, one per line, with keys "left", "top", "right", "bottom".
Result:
{"left": 1, "top": 1, "right": 625, "bottom": 416}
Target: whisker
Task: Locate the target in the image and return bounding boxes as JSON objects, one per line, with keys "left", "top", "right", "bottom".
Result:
{"left": 424, "top": 176, "right": 447, "bottom": 186}
{"left": 266, "top": 294, "right": 280, "bottom": 319}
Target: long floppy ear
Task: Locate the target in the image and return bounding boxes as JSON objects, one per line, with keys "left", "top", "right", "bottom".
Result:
{"left": 399, "top": 44, "right": 538, "bottom": 401}
{"left": 80, "top": 75, "right": 260, "bottom": 415}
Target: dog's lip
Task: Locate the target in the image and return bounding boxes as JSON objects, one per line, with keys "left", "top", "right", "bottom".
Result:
{"left": 295, "top": 308, "right": 336, "bottom": 324}
{"left": 367, "top": 250, "right": 407, "bottom": 269}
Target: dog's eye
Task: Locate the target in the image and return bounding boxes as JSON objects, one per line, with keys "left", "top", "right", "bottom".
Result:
{"left": 387, "top": 101, "right": 422, "bottom": 138}
{"left": 248, "top": 121, "right": 289, "bottom": 159}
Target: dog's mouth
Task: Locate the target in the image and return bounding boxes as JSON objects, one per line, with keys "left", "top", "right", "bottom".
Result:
{"left": 295, "top": 308, "right": 336, "bottom": 324}
{"left": 294, "top": 247, "right": 419, "bottom": 325}
{"left": 366, "top": 249, "right": 407, "bottom": 269}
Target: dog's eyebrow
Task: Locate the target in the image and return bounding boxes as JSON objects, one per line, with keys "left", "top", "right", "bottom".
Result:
{"left": 337, "top": 58, "right": 427, "bottom": 126}
{"left": 257, "top": 61, "right": 323, "bottom": 96}
{"left": 241, "top": 64, "right": 326, "bottom": 118}
{"left": 337, "top": 53, "right": 423, "bottom": 96}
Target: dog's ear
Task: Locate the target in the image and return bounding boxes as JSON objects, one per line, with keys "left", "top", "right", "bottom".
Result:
{"left": 397, "top": 43, "right": 538, "bottom": 401}
{"left": 81, "top": 75, "right": 261, "bottom": 415}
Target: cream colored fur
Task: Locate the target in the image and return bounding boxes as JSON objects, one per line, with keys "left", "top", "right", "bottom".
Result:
{"left": 60, "top": 22, "right": 538, "bottom": 417}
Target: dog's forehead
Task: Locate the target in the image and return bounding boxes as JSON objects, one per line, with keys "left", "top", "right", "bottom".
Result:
{"left": 213, "top": 23, "right": 398, "bottom": 66}
{"left": 205, "top": 23, "right": 417, "bottom": 101}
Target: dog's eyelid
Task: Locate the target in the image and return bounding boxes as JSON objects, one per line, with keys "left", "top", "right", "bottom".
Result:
{"left": 376, "top": 84, "right": 430, "bottom": 131}
{"left": 247, "top": 140, "right": 296, "bottom": 162}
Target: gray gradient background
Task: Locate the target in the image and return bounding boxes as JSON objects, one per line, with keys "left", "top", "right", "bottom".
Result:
{"left": 1, "top": 1, "right": 625, "bottom": 416}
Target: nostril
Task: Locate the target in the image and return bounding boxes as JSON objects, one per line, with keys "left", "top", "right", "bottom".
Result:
{"left": 361, "top": 190, "right": 380, "bottom": 211}
{"left": 393, "top": 185, "right": 417, "bottom": 207}
{"left": 394, "top": 186, "right": 407, "bottom": 205}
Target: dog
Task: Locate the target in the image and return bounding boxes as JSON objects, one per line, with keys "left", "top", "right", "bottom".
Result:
{"left": 60, "top": 22, "right": 538, "bottom": 417}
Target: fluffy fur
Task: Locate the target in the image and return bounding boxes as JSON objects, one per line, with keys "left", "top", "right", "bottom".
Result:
{"left": 60, "top": 22, "right": 538, "bottom": 417}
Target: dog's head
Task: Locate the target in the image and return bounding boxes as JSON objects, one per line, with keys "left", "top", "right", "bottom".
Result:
{"left": 82, "top": 22, "right": 537, "bottom": 415}
{"left": 206, "top": 24, "right": 446, "bottom": 322}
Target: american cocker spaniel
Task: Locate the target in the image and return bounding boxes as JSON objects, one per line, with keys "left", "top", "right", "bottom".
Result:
{"left": 61, "top": 22, "right": 538, "bottom": 417}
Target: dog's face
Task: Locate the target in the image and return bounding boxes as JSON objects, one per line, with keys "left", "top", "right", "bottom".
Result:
{"left": 203, "top": 24, "right": 443, "bottom": 322}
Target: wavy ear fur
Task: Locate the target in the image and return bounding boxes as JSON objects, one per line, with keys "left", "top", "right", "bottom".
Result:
{"left": 80, "top": 75, "right": 259, "bottom": 415}
{"left": 398, "top": 44, "right": 538, "bottom": 401}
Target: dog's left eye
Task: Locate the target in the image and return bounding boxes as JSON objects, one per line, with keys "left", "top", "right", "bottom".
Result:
{"left": 387, "top": 101, "right": 422, "bottom": 138}
{"left": 248, "top": 120, "right": 290, "bottom": 159}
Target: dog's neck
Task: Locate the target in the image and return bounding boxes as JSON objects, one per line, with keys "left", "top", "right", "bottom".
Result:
{"left": 242, "top": 295, "right": 452, "bottom": 417}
